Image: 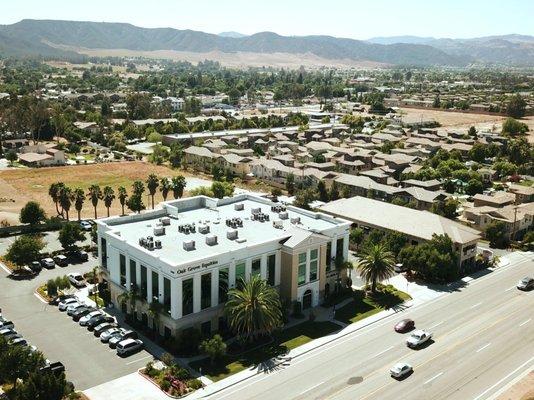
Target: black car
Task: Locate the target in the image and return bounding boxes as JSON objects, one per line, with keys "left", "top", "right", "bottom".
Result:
{"left": 71, "top": 307, "right": 94, "bottom": 321}
{"left": 40, "top": 361, "right": 65, "bottom": 376}
{"left": 49, "top": 294, "right": 75, "bottom": 306}
{"left": 93, "top": 322, "right": 117, "bottom": 337}
{"left": 87, "top": 315, "right": 114, "bottom": 331}
{"left": 29, "top": 261, "right": 42, "bottom": 273}
{"left": 68, "top": 249, "right": 89, "bottom": 263}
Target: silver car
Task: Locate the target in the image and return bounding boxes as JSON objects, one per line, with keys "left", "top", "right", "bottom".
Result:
{"left": 79, "top": 310, "right": 103, "bottom": 326}
{"left": 100, "top": 327, "right": 122, "bottom": 343}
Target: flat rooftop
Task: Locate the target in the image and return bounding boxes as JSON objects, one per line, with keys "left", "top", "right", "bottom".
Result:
{"left": 100, "top": 195, "right": 348, "bottom": 266}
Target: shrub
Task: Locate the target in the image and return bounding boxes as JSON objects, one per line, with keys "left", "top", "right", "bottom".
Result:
{"left": 159, "top": 379, "right": 171, "bottom": 392}
{"left": 47, "top": 279, "right": 58, "bottom": 296}
{"left": 160, "top": 352, "right": 174, "bottom": 367}
{"left": 187, "top": 379, "right": 203, "bottom": 390}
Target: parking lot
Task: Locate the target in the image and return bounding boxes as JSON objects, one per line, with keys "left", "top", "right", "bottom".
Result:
{"left": 0, "top": 254, "right": 154, "bottom": 390}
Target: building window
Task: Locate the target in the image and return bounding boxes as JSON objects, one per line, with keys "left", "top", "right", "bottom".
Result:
{"left": 201, "top": 273, "right": 212, "bottom": 310}
{"left": 235, "top": 261, "right": 246, "bottom": 287}
{"left": 140, "top": 265, "right": 147, "bottom": 300}
{"left": 219, "top": 267, "right": 229, "bottom": 304}
{"left": 326, "top": 242, "right": 332, "bottom": 272}
{"left": 336, "top": 238, "right": 344, "bottom": 260}
{"left": 163, "top": 277, "right": 171, "bottom": 313}
{"left": 152, "top": 271, "right": 159, "bottom": 303}
{"left": 101, "top": 238, "right": 107, "bottom": 269}
{"left": 119, "top": 254, "right": 126, "bottom": 287}
{"left": 267, "top": 254, "right": 276, "bottom": 286}
{"left": 182, "top": 278, "right": 194, "bottom": 316}
{"left": 251, "top": 258, "right": 261, "bottom": 277}
{"left": 310, "top": 249, "right": 318, "bottom": 281}
{"left": 129, "top": 260, "right": 136, "bottom": 288}
{"left": 298, "top": 252, "right": 307, "bottom": 286}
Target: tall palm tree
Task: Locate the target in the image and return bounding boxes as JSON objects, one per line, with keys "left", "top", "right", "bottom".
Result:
{"left": 102, "top": 186, "right": 115, "bottom": 217}
{"left": 171, "top": 175, "right": 186, "bottom": 199}
{"left": 146, "top": 174, "right": 159, "bottom": 209}
{"left": 357, "top": 243, "right": 395, "bottom": 293}
{"left": 73, "top": 187, "right": 85, "bottom": 221}
{"left": 58, "top": 186, "right": 73, "bottom": 221}
{"left": 117, "top": 284, "right": 142, "bottom": 316}
{"left": 148, "top": 301, "right": 164, "bottom": 334}
{"left": 48, "top": 182, "right": 64, "bottom": 216}
{"left": 132, "top": 180, "right": 145, "bottom": 197}
{"left": 117, "top": 186, "right": 128, "bottom": 216}
{"left": 160, "top": 177, "right": 171, "bottom": 201}
{"left": 225, "top": 275, "right": 282, "bottom": 342}
{"left": 87, "top": 184, "right": 102, "bottom": 219}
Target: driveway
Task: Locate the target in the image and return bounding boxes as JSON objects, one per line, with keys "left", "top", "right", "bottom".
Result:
{"left": 0, "top": 256, "right": 154, "bottom": 390}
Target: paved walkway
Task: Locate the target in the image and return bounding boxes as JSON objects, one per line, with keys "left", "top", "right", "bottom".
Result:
{"left": 84, "top": 372, "right": 168, "bottom": 400}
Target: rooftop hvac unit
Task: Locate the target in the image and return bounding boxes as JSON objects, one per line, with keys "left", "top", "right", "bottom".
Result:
{"left": 199, "top": 224, "right": 210, "bottom": 234}
{"left": 251, "top": 207, "right": 261, "bottom": 215}
{"left": 183, "top": 240, "right": 196, "bottom": 251}
{"left": 146, "top": 241, "right": 155, "bottom": 251}
{"left": 154, "top": 240, "right": 162, "bottom": 249}
{"left": 160, "top": 217, "right": 171, "bottom": 226}
{"left": 236, "top": 238, "right": 247, "bottom": 243}
{"left": 153, "top": 226, "right": 166, "bottom": 236}
{"left": 273, "top": 220, "right": 284, "bottom": 229}
{"left": 206, "top": 235, "right": 218, "bottom": 246}
{"left": 279, "top": 211, "right": 289, "bottom": 220}
{"left": 290, "top": 217, "right": 301, "bottom": 225}
{"left": 227, "top": 229, "right": 238, "bottom": 240}
{"left": 234, "top": 203, "right": 244, "bottom": 211}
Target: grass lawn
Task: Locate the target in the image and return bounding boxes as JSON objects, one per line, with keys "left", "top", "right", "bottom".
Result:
{"left": 190, "top": 321, "right": 340, "bottom": 381}
{"left": 334, "top": 285, "right": 411, "bottom": 325}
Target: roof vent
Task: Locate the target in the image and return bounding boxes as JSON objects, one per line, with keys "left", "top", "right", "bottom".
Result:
{"left": 183, "top": 240, "right": 196, "bottom": 251}
{"left": 198, "top": 224, "right": 210, "bottom": 234}
{"left": 227, "top": 229, "right": 238, "bottom": 240}
{"left": 290, "top": 217, "right": 301, "bottom": 225}
{"left": 206, "top": 235, "right": 218, "bottom": 246}
{"left": 236, "top": 238, "right": 247, "bottom": 243}
{"left": 251, "top": 207, "right": 261, "bottom": 215}
{"left": 273, "top": 220, "right": 284, "bottom": 229}
{"left": 279, "top": 211, "right": 289, "bottom": 220}
{"left": 154, "top": 240, "right": 162, "bottom": 249}
{"left": 160, "top": 217, "right": 171, "bottom": 226}
{"left": 234, "top": 203, "right": 244, "bottom": 211}
{"left": 153, "top": 226, "right": 166, "bottom": 236}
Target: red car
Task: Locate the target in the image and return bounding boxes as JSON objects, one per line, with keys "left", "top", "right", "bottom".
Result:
{"left": 395, "top": 319, "right": 415, "bottom": 333}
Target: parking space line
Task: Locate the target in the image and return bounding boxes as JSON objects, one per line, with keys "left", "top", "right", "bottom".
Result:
{"left": 125, "top": 354, "right": 153, "bottom": 365}
{"left": 505, "top": 285, "right": 516, "bottom": 292}
{"left": 476, "top": 343, "right": 491, "bottom": 353}
{"left": 429, "top": 321, "right": 444, "bottom": 329}
{"left": 470, "top": 302, "right": 482, "bottom": 309}
{"left": 519, "top": 318, "right": 531, "bottom": 327}
{"left": 424, "top": 372, "right": 443, "bottom": 384}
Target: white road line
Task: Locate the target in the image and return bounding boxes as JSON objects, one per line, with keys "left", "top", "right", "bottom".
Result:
{"left": 373, "top": 345, "right": 394, "bottom": 358}
{"left": 476, "top": 343, "right": 491, "bottom": 353}
{"left": 0, "top": 262, "right": 12, "bottom": 274}
{"left": 473, "top": 356, "right": 534, "bottom": 400}
{"left": 429, "top": 321, "right": 444, "bottom": 329}
{"left": 519, "top": 318, "right": 531, "bottom": 327}
{"left": 299, "top": 381, "right": 325, "bottom": 395}
{"left": 470, "top": 302, "right": 483, "bottom": 309}
{"left": 424, "top": 372, "right": 443, "bottom": 385}
{"left": 125, "top": 354, "right": 153, "bottom": 365}
{"left": 505, "top": 286, "right": 516, "bottom": 292}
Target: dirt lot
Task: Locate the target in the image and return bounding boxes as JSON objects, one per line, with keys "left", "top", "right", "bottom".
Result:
{"left": 398, "top": 107, "right": 505, "bottom": 130}
{"left": 0, "top": 162, "right": 204, "bottom": 223}
{"left": 497, "top": 371, "right": 534, "bottom": 400}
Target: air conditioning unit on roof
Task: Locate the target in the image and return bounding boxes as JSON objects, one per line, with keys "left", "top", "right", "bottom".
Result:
{"left": 206, "top": 235, "right": 218, "bottom": 246}
{"left": 227, "top": 229, "right": 238, "bottom": 240}
{"left": 234, "top": 203, "right": 244, "bottom": 211}
{"left": 279, "top": 211, "right": 289, "bottom": 220}
{"left": 183, "top": 240, "right": 195, "bottom": 251}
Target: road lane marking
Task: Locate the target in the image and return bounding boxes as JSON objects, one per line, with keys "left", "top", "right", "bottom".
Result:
{"left": 125, "top": 354, "right": 153, "bottom": 365}
{"left": 519, "top": 318, "right": 531, "bottom": 327}
{"left": 470, "top": 302, "right": 482, "bottom": 309}
{"left": 299, "top": 381, "right": 325, "bottom": 395}
{"left": 372, "top": 345, "right": 394, "bottom": 358}
{"left": 505, "top": 285, "right": 516, "bottom": 292}
{"left": 476, "top": 343, "right": 491, "bottom": 353}
{"left": 424, "top": 372, "right": 443, "bottom": 384}
{"left": 473, "top": 356, "right": 534, "bottom": 400}
{"left": 429, "top": 321, "right": 444, "bottom": 329}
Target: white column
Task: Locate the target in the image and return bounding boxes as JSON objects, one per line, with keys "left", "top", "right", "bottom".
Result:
{"left": 125, "top": 258, "right": 131, "bottom": 290}
{"left": 275, "top": 251, "right": 281, "bottom": 286}
{"left": 260, "top": 254, "right": 267, "bottom": 280}
{"left": 229, "top": 260, "right": 236, "bottom": 289}
{"left": 135, "top": 262, "right": 141, "bottom": 289}
{"left": 330, "top": 237, "right": 338, "bottom": 264}
{"left": 343, "top": 233, "right": 350, "bottom": 261}
{"left": 211, "top": 270, "right": 219, "bottom": 308}
{"left": 171, "top": 278, "right": 182, "bottom": 319}
{"left": 158, "top": 273, "right": 165, "bottom": 304}
{"left": 193, "top": 274, "right": 201, "bottom": 313}
{"left": 305, "top": 248, "right": 311, "bottom": 284}
{"left": 147, "top": 269, "right": 153, "bottom": 304}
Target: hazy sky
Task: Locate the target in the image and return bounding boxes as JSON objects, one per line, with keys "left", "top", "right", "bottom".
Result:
{"left": 2, "top": 0, "right": 533, "bottom": 39}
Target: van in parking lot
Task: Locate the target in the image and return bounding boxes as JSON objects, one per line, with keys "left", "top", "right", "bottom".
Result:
{"left": 53, "top": 255, "right": 68, "bottom": 267}
{"left": 116, "top": 338, "right": 143, "bottom": 357}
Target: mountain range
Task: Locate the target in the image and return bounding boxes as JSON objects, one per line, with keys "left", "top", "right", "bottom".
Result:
{"left": 0, "top": 19, "right": 533, "bottom": 66}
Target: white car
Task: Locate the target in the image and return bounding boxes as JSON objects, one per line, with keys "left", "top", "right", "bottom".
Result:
{"left": 40, "top": 258, "right": 55, "bottom": 269}
{"left": 79, "top": 310, "right": 103, "bottom": 326}
{"left": 100, "top": 327, "right": 122, "bottom": 343}
{"left": 406, "top": 330, "right": 433, "bottom": 348}
{"left": 390, "top": 362, "right": 413, "bottom": 379}
{"left": 80, "top": 221, "right": 92, "bottom": 231}
{"left": 58, "top": 298, "right": 78, "bottom": 311}
{"left": 116, "top": 338, "right": 143, "bottom": 356}
{"left": 68, "top": 273, "right": 86, "bottom": 288}
{"left": 66, "top": 302, "right": 86, "bottom": 316}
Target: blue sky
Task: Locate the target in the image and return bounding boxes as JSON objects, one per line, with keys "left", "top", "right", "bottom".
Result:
{"left": 2, "top": 0, "right": 533, "bottom": 39}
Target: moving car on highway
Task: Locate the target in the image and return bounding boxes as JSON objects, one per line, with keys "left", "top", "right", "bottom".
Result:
{"left": 406, "top": 330, "right": 433, "bottom": 348}
{"left": 390, "top": 362, "right": 413, "bottom": 379}
{"left": 394, "top": 319, "right": 415, "bottom": 333}
{"left": 517, "top": 276, "right": 534, "bottom": 291}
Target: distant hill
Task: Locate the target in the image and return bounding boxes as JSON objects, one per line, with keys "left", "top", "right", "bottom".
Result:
{"left": 218, "top": 31, "right": 247, "bottom": 38}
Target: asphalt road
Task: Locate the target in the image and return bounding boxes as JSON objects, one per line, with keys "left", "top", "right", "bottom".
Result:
{"left": 212, "top": 253, "right": 534, "bottom": 400}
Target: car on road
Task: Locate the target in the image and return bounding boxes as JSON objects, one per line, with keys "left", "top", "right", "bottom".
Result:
{"left": 68, "top": 272, "right": 86, "bottom": 288}
{"left": 390, "top": 362, "right": 413, "bottom": 379}
{"left": 80, "top": 220, "right": 92, "bottom": 231}
{"left": 517, "top": 277, "right": 534, "bottom": 291}
{"left": 29, "top": 261, "right": 42, "bottom": 273}
{"left": 40, "top": 258, "right": 55, "bottom": 269}
{"left": 79, "top": 310, "right": 103, "bottom": 326}
{"left": 66, "top": 302, "right": 86, "bottom": 316}
{"left": 108, "top": 329, "right": 138, "bottom": 348}
{"left": 0, "top": 320, "right": 15, "bottom": 330}
{"left": 93, "top": 322, "right": 117, "bottom": 337}
{"left": 53, "top": 255, "right": 68, "bottom": 267}
{"left": 100, "top": 327, "right": 122, "bottom": 343}
{"left": 395, "top": 319, "right": 415, "bottom": 333}
{"left": 71, "top": 306, "right": 94, "bottom": 321}
{"left": 58, "top": 297, "right": 78, "bottom": 311}
{"left": 87, "top": 315, "right": 114, "bottom": 331}
{"left": 406, "top": 330, "right": 433, "bottom": 348}
{"left": 116, "top": 338, "right": 143, "bottom": 357}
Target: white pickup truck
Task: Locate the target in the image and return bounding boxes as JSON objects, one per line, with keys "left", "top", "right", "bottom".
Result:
{"left": 406, "top": 330, "right": 433, "bottom": 348}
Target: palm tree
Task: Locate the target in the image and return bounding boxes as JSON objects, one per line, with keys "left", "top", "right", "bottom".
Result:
{"left": 334, "top": 256, "right": 353, "bottom": 292}
{"left": 146, "top": 174, "right": 159, "bottom": 209}
{"left": 132, "top": 180, "right": 145, "bottom": 197}
{"left": 225, "top": 275, "right": 282, "bottom": 342}
{"left": 58, "top": 186, "right": 73, "bottom": 221}
{"left": 87, "top": 184, "right": 102, "bottom": 219}
{"left": 117, "top": 284, "right": 142, "bottom": 316}
{"left": 357, "top": 243, "right": 395, "bottom": 293}
{"left": 117, "top": 186, "right": 128, "bottom": 216}
{"left": 48, "top": 182, "right": 64, "bottom": 216}
{"left": 148, "top": 301, "right": 164, "bottom": 335}
{"left": 160, "top": 177, "right": 171, "bottom": 201}
{"left": 171, "top": 175, "right": 186, "bottom": 199}
{"left": 73, "top": 187, "right": 85, "bottom": 221}
{"left": 102, "top": 186, "right": 115, "bottom": 217}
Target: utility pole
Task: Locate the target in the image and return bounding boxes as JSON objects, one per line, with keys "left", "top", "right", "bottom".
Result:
{"left": 512, "top": 205, "right": 519, "bottom": 241}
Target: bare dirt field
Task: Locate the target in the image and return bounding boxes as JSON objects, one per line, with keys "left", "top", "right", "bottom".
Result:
{"left": 398, "top": 107, "right": 505, "bottom": 131}
{"left": 497, "top": 371, "right": 534, "bottom": 400}
{"left": 0, "top": 162, "right": 203, "bottom": 224}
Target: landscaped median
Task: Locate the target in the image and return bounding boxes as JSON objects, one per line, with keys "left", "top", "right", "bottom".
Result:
{"left": 140, "top": 359, "right": 203, "bottom": 398}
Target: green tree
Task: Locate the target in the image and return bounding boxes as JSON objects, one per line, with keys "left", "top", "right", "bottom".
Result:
{"left": 211, "top": 181, "right": 234, "bottom": 199}
{"left": 485, "top": 221, "right": 510, "bottom": 248}
{"left": 171, "top": 175, "right": 187, "bottom": 199}
{"left": 431, "top": 198, "right": 460, "bottom": 219}
{"left": 169, "top": 143, "right": 184, "bottom": 168}
{"left": 73, "top": 188, "right": 85, "bottom": 221}
{"left": 127, "top": 194, "right": 145, "bottom": 214}
{"left": 19, "top": 201, "right": 46, "bottom": 226}
{"left": 87, "top": 184, "right": 102, "bottom": 219}
{"left": 132, "top": 180, "right": 145, "bottom": 197}
{"left": 6, "top": 149, "right": 17, "bottom": 165}
{"left": 199, "top": 334, "right": 227, "bottom": 365}
{"left": 117, "top": 186, "right": 128, "bottom": 216}
{"left": 349, "top": 227, "right": 364, "bottom": 249}
{"left": 506, "top": 94, "right": 526, "bottom": 119}
{"left": 5, "top": 235, "right": 44, "bottom": 267}
{"left": 0, "top": 341, "right": 46, "bottom": 391}
{"left": 48, "top": 182, "right": 64, "bottom": 217}
{"left": 58, "top": 186, "right": 73, "bottom": 221}
{"left": 286, "top": 173, "right": 295, "bottom": 195}
{"left": 465, "top": 179, "right": 484, "bottom": 196}
{"left": 502, "top": 117, "right": 528, "bottom": 136}
{"left": 160, "top": 177, "right": 171, "bottom": 201}
{"left": 317, "top": 180, "right": 329, "bottom": 202}
{"left": 17, "top": 370, "right": 68, "bottom": 400}
{"left": 146, "top": 174, "right": 159, "bottom": 209}
{"left": 357, "top": 243, "right": 395, "bottom": 293}
{"left": 102, "top": 186, "right": 115, "bottom": 217}
{"left": 58, "top": 223, "right": 85, "bottom": 251}
{"left": 294, "top": 188, "right": 317, "bottom": 210}
{"left": 225, "top": 275, "right": 282, "bottom": 342}
{"left": 468, "top": 143, "right": 487, "bottom": 163}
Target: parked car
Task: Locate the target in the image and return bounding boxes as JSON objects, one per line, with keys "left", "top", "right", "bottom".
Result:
{"left": 68, "top": 272, "right": 86, "bottom": 288}
{"left": 69, "top": 249, "right": 89, "bottom": 262}
{"left": 71, "top": 306, "right": 94, "bottom": 321}
{"left": 79, "top": 311, "right": 103, "bottom": 326}
{"left": 406, "top": 330, "right": 433, "bottom": 348}
{"left": 80, "top": 220, "right": 92, "bottom": 231}
{"left": 0, "top": 328, "right": 18, "bottom": 340}
{"left": 40, "top": 258, "right": 55, "bottom": 269}
{"left": 109, "top": 330, "right": 138, "bottom": 348}
{"left": 66, "top": 303, "right": 86, "bottom": 316}
{"left": 29, "top": 261, "right": 42, "bottom": 273}
{"left": 394, "top": 263, "right": 407, "bottom": 273}
{"left": 100, "top": 327, "right": 122, "bottom": 343}
{"left": 8, "top": 337, "right": 28, "bottom": 347}
{"left": 116, "top": 338, "right": 143, "bottom": 357}
{"left": 517, "top": 277, "right": 534, "bottom": 291}
{"left": 0, "top": 320, "right": 14, "bottom": 330}
{"left": 87, "top": 315, "right": 114, "bottom": 331}
{"left": 53, "top": 255, "right": 68, "bottom": 267}
{"left": 39, "top": 361, "right": 65, "bottom": 376}
{"left": 50, "top": 293, "right": 75, "bottom": 306}
{"left": 390, "top": 362, "right": 413, "bottom": 379}
{"left": 58, "top": 298, "right": 78, "bottom": 311}
{"left": 395, "top": 319, "right": 415, "bottom": 333}
{"left": 94, "top": 322, "right": 117, "bottom": 337}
